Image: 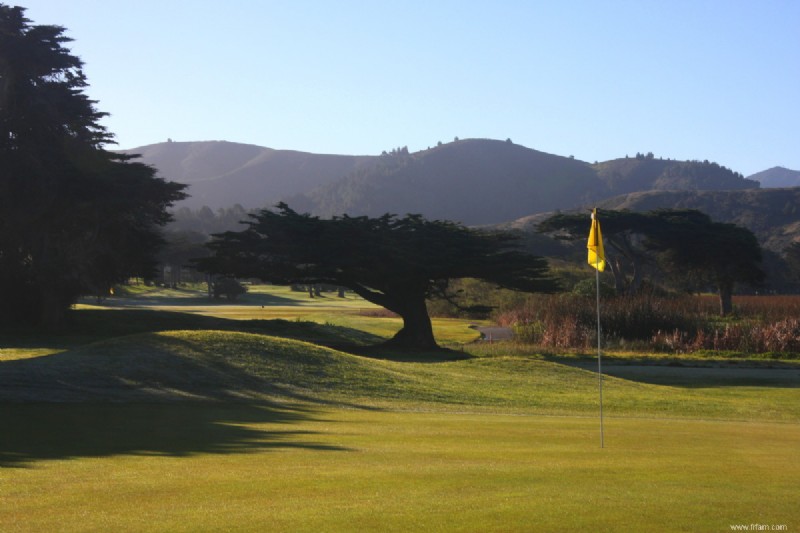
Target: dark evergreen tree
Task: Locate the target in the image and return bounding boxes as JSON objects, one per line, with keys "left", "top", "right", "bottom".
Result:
{"left": 200, "top": 203, "right": 558, "bottom": 350}
{"left": 785, "top": 242, "right": 800, "bottom": 280}
{"left": 538, "top": 208, "right": 764, "bottom": 315}
{"left": 0, "top": 5, "right": 186, "bottom": 326}
{"left": 645, "top": 210, "right": 764, "bottom": 315}
{"left": 538, "top": 209, "right": 656, "bottom": 295}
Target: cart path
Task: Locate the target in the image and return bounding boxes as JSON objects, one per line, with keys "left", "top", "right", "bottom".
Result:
{"left": 475, "top": 326, "right": 514, "bottom": 341}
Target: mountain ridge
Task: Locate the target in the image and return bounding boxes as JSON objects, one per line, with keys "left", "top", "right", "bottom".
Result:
{"left": 287, "top": 139, "right": 603, "bottom": 225}
{"left": 122, "top": 138, "right": 763, "bottom": 225}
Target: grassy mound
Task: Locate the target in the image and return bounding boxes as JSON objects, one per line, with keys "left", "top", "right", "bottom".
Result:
{"left": 1, "top": 330, "right": 383, "bottom": 402}
{"left": 3, "top": 330, "right": 798, "bottom": 421}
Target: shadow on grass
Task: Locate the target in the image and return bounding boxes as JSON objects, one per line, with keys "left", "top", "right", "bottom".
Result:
{"left": 540, "top": 355, "right": 800, "bottom": 389}
{"left": 0, "top": 308, "right": 385, "bottom": 351}
{"left": 599, "top": 365, "right": 800, "bottom": 388}
{"left": 344, "top": 343, "right": 472, "bottom": 363}
{"left": 0, "top": 402, "right": 351, "bottom": 468}
{"left": 0, "top": 332, "right": 387, "bottom": 406}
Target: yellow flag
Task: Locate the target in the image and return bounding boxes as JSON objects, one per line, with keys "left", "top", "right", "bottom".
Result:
{"left": 587, "top": 209, "right": 605, "bottom": 271}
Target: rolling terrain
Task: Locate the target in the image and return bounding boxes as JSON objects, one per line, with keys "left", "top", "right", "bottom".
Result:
{"left": 286, "top": 139, "right": 603, "bottom": 225}
{"left": 123, "top": 139, "right": 765, "bottom": 225}
{"left": 3, "top": 286, "right": 798, "bottom": 531}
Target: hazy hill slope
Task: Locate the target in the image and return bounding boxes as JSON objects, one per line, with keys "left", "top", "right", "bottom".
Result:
{"left": 120, "top": 141, "right": 378, "bottom": 209}
{"left": 593, "top": 157, "right": 758, "bottom": 195}
{"left": 748, "top": 167, "right": 800, "bottom": 188}
{"left": 288, "top": 139, "right": 603, "bottom": 225}
{"left": 123, "top": 139, "right": 770, "bottom": 226}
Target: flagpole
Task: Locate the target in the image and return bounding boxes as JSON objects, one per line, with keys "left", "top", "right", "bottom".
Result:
{"left": 596, "top": 251, "right": 604, "bottom": 449}
{"left": 588, "top": 208, "right": 605, "bottom": 448}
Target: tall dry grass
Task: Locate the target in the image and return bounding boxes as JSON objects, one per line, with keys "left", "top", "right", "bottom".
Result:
{"left": 494, "top": 294, "right": 800, "bottom": 355}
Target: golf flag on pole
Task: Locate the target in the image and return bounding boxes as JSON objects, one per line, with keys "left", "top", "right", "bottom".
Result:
{"left": 588, "top": 208, "right": 606, "bottom": 448}
{"left": 587, "top": 209, "right": 606, "bottom": 271}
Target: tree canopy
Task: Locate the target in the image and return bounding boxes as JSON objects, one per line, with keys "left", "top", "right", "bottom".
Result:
{"left": 0, "top": 5, "right": 186, "bottom": 326}
{"left": 538, "top": 208, "right": 764, "bottom": 315}
{"left": 538, "top": 209, "right": 656, "bottom": 295}
{"left": 644, "top": 210, "right": 764, "bottom": 315}
{"left": 201, "top": 203, "right": 559, "bottom": 350}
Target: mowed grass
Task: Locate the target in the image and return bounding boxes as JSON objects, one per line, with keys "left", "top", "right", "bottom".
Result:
{"left": 1, "top": 285, "right": 799, "bottom": 531}
{"left": 2, "top": 407, "right": 798, "bottom": 532}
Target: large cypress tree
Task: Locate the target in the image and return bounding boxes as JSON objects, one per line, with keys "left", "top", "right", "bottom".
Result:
{"left": 201, "top": 203, "right": 559, "bottom": 351}
{"left": 0, "top": 5, "right": 186, "bottom": 326}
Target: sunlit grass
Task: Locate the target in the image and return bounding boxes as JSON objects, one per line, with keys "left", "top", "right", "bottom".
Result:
{"left": 2, "top": 408, "right": 798, "bottom": 532}
{"left": 4, "top": 330, "right": 797, "bottom": 421}
{"left": 2, "top": 285, "right": 798, "bottom": 531}
{"left": 77, "top": 283, "right": 483, "bottom": 345}
{"left": 0, "top": 348, "right": 62, "bottom": 361}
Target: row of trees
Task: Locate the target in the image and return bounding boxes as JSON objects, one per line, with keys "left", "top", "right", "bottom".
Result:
{"left": 0, "top": 5, "right": 186, "bottom": 326}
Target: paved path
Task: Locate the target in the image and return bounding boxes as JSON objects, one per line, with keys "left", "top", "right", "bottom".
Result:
{"left": 475, "top": 326, "right": 514, "bottom": 342}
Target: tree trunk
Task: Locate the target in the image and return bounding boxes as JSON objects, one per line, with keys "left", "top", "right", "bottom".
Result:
{"left": 718, "top": 282, "right": 733, "bottom": 316}
{"left": 628, "top": 260, "right": 643, "bottom": 295}
{"left": 39, "top": 285, "right": 67, "bottom": 329}
{"left": 348, "top": 284, "right": 440, "bottom": 351}
{"left": 608, "top": 259, "right": 625, "bottom": 295}
{"left": 386, "top": 297, "right": 439, "bottom": 350}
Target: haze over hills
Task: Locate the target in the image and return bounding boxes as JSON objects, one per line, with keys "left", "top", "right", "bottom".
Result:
{"left": 119, "top": 141, "right": 377, "bottom": 210}
{"left": 286, "top": 139, "right": 603, "bottom": 225}
{"left": 748, "top": 166, "right": 800, "bottom": 188}
{"left": 124, "top": 139, "right": 762, "bottom": 226}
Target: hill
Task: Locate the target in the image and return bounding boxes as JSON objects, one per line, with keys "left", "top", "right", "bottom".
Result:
{"left": 125, "top": 139, "right": 762, "bottom": 226}
{"left": 119, "top": 141, "right": 377, "bottom": 210}
{"left": 593, "top": 156, "right": 758, "bottom": 194}
{"left": 748, "top": 166, "right": 800, "bottom": 188}
{"left": 286, "top": 139, "right": 603, "bottom": 225}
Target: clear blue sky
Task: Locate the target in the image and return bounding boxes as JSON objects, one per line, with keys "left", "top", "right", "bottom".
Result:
{"left": 18, "top": 0, "right": 800, "bottom": 176}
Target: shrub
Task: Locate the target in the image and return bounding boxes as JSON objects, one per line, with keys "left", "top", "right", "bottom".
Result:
{"left": 572, "top": 278, "right": 615, "bottom": 298}
{"left": 212, "top": 277, "right": 247, "bottom": 301}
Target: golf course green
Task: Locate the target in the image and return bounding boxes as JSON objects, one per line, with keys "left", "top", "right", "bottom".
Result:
{"left": 1, "top": 286, "right": 797, "bottom": 532}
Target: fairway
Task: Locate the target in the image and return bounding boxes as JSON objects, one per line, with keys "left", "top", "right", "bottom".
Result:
{"left": 1, "top": 285, "right": 798, "bottom": 532}
{"left": 1, "top": 407, "right": 798, "bottom": 532}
